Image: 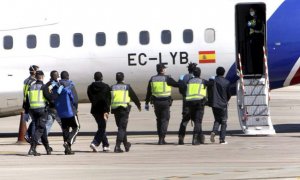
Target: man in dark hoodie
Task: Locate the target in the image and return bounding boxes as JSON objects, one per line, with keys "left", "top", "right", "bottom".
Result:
{"left": 55, "top": 71, "right": 80, "bottom": 155}
{"left": 87, "top": 72, "right": 111, "bottom": 152}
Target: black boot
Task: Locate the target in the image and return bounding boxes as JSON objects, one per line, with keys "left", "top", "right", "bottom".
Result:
{"left": 124, "top": 142, "right": 131, "bottom": 152}
{"left": 44, "top": 144, "right": 52, "bottom": 155}
{"left": 178, "top": 135, "right": 184, "bottom": 145}
{"left": 192, "top": 134, "right": 200, "bottom": 145}
{"left": 200, "top": 134, "right": 205, "bottom": 144}
{"left": 28, "top": 143, "right": 40, "bottom": 156}
{"left": 161, "top": 135, "right": 167, "bottom": 144}
{"left": 114, "top": 141, "right": 124, "bottom": 153}
{"left": 158, "top": 136, "right": 163, "bottom": 145}
{"left": 63, "top": 142, "right": 74, "bottom": 155}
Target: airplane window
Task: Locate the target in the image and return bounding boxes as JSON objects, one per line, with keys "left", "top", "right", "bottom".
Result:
{"left": 183, "top": 29, "right": 193, "bottom": 43}
{"left": 27, "top": 35, "right": 37, "bottom": 49}
{"left": 50, "top": 34, "right": 60, "bottom": 48}
{"left": 139, "top": 31, "right": 149, "bottom": 45}
{"left": 118, "top": 31, "right": 128, "bottom": 46}
{"left": 3, "top": 35, "right": 13, "bottom": 50}
{"left": 161, "top": 30, "right": 171, "bottom": 44}
{"left": 73, "top": 33, "right": 83, "bottom": 47}
{"left": 96, "top": 32, "right": 106, "bottom": 46}
{"left": 205, "top": 28, "right": 215, "bottom": 43}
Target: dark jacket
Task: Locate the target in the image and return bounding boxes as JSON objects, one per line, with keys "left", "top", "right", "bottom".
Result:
{"left": 207, "top": 76, "right": 231, "bottom": 109}
{"left": 43, "top": 79, "right": 59, "bottom": 109}
{"left": 87, "top": 81, "right": 111, "bottom": 114}
{"left": 145, "top": 74, "right": 179, "bottom": 104}
{"left": 178, "top": 73, "right": 194, "bottom": 97}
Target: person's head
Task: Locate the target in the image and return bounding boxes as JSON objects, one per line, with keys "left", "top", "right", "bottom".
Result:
{"left": 187, "top": 62, "right": 197, "bottom": 73}
{"left": 156, "top": 63, "right": 167, "bottom": 74}
{"left": 94, "top": 71, "right": 103, "bottom": 81}
{"left": 249, "top": 7, "right": 256, "bottom": 17}
{"left": 50, "top": 70, "right": 59, "bottom": 81}
{"left": 193, "top": 67, "right": 201, "bottom": 78}
{"left": 116, "top": 72, "right": 124, "bottom": 83}
{"left": 35, "top": 70, "right": 44, "bottom": 81}
{"left": 216, "top": 67, "right": 225, "bottom": 76}
{"left": 29, "top": 65, "right": 39, "bottom": 76}
{"left": 60, "top": 71, "right": 69, "bottom": 80}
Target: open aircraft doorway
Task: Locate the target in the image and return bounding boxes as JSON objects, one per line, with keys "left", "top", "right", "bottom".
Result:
{"left": 235, "top": 3, "right": 275, "bottom": 135}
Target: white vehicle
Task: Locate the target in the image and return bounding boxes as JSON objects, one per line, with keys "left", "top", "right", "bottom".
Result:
{"left": 1, "top": 0, "right": 299, "bottom": 134}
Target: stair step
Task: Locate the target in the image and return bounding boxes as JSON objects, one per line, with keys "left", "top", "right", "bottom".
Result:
{"left": 244, "top": 78, "right": 266, "bottom": 86}
{"left": 246, "top": 106, "right": 269, "bottom": 116}
{"left": 244, "top": 95, "right": 268, "bottom": 106}
{"left": 246, "top": 116, "right": 269, "bottom": 126}
{"left": 244, "top": 85, "right": 267, "bottom": 95}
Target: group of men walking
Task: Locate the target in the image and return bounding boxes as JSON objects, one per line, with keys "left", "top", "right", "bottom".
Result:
{"left": 22, "top": 62, "right": 231, "bottom": 156}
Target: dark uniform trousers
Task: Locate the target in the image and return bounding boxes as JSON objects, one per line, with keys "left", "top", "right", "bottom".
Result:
{"left": 189, "top": 103, "right": 205, "bottom": 138}
{"left": 212, "top": 107, "right": 228, "bottom": 141}
{"left": 92, "top": 113, "right": 109, "bottom": 147}
{"left": 113, "top": 107, "right": 129, "bottom": 145}
{"left": 61, "top": 116, "right": 80, "bottom": 145}
{"left": 153, "top": 100, "right": 170, "bottom": 138}
{"left": 30, "top": 108, "right": 49, "bottom": 146}
{"left": 178, "top": 99, "right": 191, "bottom": 137}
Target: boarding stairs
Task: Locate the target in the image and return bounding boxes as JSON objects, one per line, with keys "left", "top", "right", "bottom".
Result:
{"left": 236, "top": 47, "right": 276, "bottom": 135}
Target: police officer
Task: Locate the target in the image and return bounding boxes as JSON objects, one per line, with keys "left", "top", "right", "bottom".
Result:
{"left": 87, "top": 72, "right": 111, "bottom": 152}
{"left": 178, "top": 62, "right": 197, "bottom": 145}
{"left": 208, "top": 67, "right": 231, "bottom": 144}
{"left": 23, "top": 65, "right": 39, "bottom": 143}
{"left": 184, "top": 67, "right": 207, "bottom": 145}
{"left": 26, "top": 70, "right": 52, "bottom": 156}
{"left": 111, "top": 72, "right": 141, "bottom": 153}
{"left": 145, "top": 64, "right": 179, "bottom": 145}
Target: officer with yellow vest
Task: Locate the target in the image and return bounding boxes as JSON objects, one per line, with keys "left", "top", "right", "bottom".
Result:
{"left": 184, "top": 67, "right": 208, "bottom": 145}
{"left": 111, "top": 72, "right": 141, "bottom": 153}
{"left": 25, "top": 70, "right": 52, "bottom": 156}
{"left": 145, "top": 63, "right": 179, "bottom": 145}
{"left": 23, "top": 65, "right": 39, "bottom": 143}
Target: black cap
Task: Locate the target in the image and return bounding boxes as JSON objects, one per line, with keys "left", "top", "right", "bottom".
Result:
{"left": 29, "top": 65, "right": 39, "bottom": 72}
{"left": 35, "top": 70, "right": 44, "bottom": 76}
{"left": 156, "top": 63, "right": 167, "bottom": 72}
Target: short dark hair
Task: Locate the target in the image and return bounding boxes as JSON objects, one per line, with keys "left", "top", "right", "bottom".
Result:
{"left": 193, "top": 67, "right": 201, "bottom": 78}
{"left": 216, "top": 67, "right": 225, "bottom": 76}
{"left": 35, "top": 70, "right": 44, "bottom": 80}
{"left": 50, "top": 70, "right": 59, "bottom": 80}
{"left": 29, "top": 65, "right": 39, "bottom": 75}
{"left": 60, "top": 71, "right": 69, "bottom": 80}
{"left": 94, "top": 72, "right": 103, "bottom": 81}
{"left": 187, "top": 62, "right": 197, "bottom": 73}
{"left": 116, "top": 72, "right": 124, "bottom": 82}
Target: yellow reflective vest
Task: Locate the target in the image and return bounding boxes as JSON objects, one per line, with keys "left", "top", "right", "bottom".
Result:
{"left": 28, "top": 83, "right": 46, "bottom": 109}
{"left": 185, "top": 78, "right": 207, "bottom": 101}
{"left": 111, "top": 84, "right": 130, "bottom": 109}
{"left": 23, "top": 77, "right": 35, "bottom": 102}
{"left": 150, "top": 75, "right": 171, "bottom": 98}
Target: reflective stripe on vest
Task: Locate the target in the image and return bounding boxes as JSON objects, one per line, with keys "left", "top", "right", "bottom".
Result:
{"left": 150, "top": 75, "right": 171, "bottom": 98}
{"left": 111, "top": 84, "right": 130, "bottom": 109}
{"left": 28, "top": 83, "right": 46, "bottom": 109}
{"left": 185, "top": 78, "right": 207, "bottom": 101}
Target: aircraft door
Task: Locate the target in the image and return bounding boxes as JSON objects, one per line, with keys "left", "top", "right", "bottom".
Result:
{"left": 235, "top": 3, "right": 266, "bottom": 77}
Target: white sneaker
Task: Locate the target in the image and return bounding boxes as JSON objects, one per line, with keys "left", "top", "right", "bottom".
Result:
{"left": 90, "top": 143, "right": 97, "bottom": 152}
{"left": 210, "top": 132, "right": 215, "bottom": 143}
{"left": 220, "top": 141, "right": 228, "bottom": 145}
{"left": 103, "top": 146, "right": 110, "bottom": 152}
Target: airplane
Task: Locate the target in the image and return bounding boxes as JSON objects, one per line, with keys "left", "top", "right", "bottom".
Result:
{"left": 0, "top": 0, "right": 299, "bottom": 134}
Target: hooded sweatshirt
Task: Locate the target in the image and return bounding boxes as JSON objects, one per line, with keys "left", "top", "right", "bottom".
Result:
{"left": 87, "top": 81, "right": 111, "bottom": 114}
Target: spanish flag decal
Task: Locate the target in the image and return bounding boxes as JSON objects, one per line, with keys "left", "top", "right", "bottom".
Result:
{"left": 199, "top": 51, "right": 216, "bottom": 63}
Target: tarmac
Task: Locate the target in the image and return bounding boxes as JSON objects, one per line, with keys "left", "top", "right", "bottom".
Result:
{"left": 1, "top": 85, "right": 300, "bottom": 180}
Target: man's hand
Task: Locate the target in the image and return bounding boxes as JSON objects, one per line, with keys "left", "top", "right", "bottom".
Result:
{"left": 104, "top": 112, "right": 109, "bottom": 121}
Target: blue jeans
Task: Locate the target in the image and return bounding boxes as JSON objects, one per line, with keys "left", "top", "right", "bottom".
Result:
{"left": 46, "top": 108, "right": 62, "bottom": 135}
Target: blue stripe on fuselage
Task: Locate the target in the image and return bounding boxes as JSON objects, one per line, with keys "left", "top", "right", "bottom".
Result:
{"left": 267, "top": 0, "right": 300, "bottom": 89}
{"left": 226, "top": 0, "right": 300, "bottom": 91}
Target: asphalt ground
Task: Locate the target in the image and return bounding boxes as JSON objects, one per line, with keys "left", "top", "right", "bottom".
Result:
{"left": 0, "top": 85, "right": 300, "bottom": 180}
